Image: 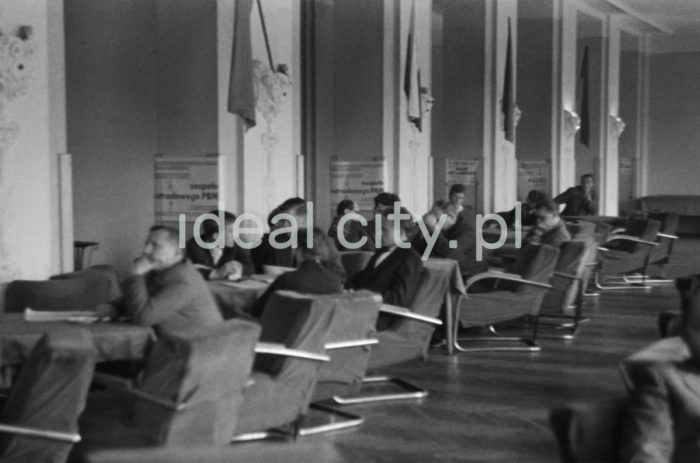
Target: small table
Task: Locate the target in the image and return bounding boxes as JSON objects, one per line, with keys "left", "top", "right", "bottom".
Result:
{"left": 0, "top": 314, "right": 154, "bottom": 366}
{"left": 208, "top": 278, "right": 270, "bottom": 319}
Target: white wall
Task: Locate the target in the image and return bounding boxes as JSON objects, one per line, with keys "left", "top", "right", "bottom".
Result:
{"left": 647, "top": 51, "right": 700, "bottom": 195}
{"left": 66, "top": 0, "right": 159, "bottom": 276}
{"left": 0, "top": 0, "right": 65, "bottom": 281}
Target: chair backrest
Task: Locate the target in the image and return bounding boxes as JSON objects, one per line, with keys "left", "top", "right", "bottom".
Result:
{"left": 132, "top": 319, "right": 260, "bottom": 446}
{"left": 646, "top": 212, "right": 679, "bottom": 264}
{"left": 338, "top": 251, "right": 374, "bottom": 282}
{"left": 50, "top": 265, "right": 122, "bottom": 303}
{"left": 0, "top": 328, "right": 96, "bottom": 463}
{"left": 541, "top": 241, "right": 591, "bottom": 314}
{"left": 4, "top": 277, "right": 113, "bottom": 314}
{"left": 614, "top": 218, "right": 661, "bottom": 253}
{"left": 509, "top": 244, "right": 560, "bottom": 295}
{"left": 314, "top": 290, "right": 381, "bottom": 399}
{"left": 550, "top": 398, "right": 627, "bottom": 463}
{"left": 255, "top": 290, "right": 337, "bottom": 401}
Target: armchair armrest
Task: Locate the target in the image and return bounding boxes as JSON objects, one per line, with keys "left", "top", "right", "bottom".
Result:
{"left": 610, "top": 227, "right": 626, "bottom": 235}
{"left": 379, "top": 304, "right": 443, "bottom": 326}
{"left": 325, "top": 339, "right": 379, "bottom": 350}
{"left": 255, "top": 342, "right": 330, "bottom": 362}
{"left": 465, "top": 271, "right": 552, "bottom": 293}
{"left": 657, "top": 233, "right": 678, "bottom": 240}
{"left": 0, "top": 423, "right": 81, "bottom": 443}
{"left": 92, "top": 373, "right": 187, "bottom": 412}
{"left": 553, "top": 271, "right": 581, "bottom": 281}
{"left": 603, "top": 235, "right": 659, "bottom": 247}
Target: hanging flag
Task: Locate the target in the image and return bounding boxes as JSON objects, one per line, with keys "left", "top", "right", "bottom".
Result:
{"left": 404, "top": 0, "right": 422, "bottom": 132}
{"left": 578, "top": 46, "right": 590, "bottom": 147}
{"left": 228, "top": 0, "right": 256, "bottom": 130}
{"left": 501, "top": 18, "right": 515, "bottom": 143}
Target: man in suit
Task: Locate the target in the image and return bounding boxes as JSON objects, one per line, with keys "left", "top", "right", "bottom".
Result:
{"left": 251, "top": 198, "right": 347, "bottom": 283}
{"left": 554, "top": 173, "right": 598, "bottom": 217}
{"left": 186, "top": 210, "right": 254, "bottom": 279}
{"left": 122, "top": 225, "right": 223, "bottom": 336}
{"left": 412, "top": 201, "right": 486, "bottom": 279}
{"left": 251, "top": 227, "right": 344, "bottom": 318}
{"left": 524, "top": 197, "right": 571, "bottom": 247}
{"left": 620, "top": 274, "right": 700, "bottom": 463}
{"left": 347, "top": 207, "right": 423, "bottom": 330}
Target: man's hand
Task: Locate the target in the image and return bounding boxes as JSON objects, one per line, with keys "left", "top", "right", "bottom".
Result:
{"left": 211, "top": 261, "right": 243, "bottom": 280}
{"left": 422, "top": 213, "right": 438, "bottom": 232}
{"left": 132, "top": 255, "right": 156, "bottom": 275}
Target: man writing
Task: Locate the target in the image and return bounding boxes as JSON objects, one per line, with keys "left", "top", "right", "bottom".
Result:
{"left": 122, "top": 225, "right": 223, "bottom": 336}
{"left": 554, "top": 173, "right": 598, "bottom": 216}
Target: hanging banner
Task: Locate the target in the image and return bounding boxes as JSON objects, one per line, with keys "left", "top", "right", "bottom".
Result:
{"left": 517, "top": 160, "right": 550, "bottom": 201}
{"left": 330, "top": 160, "right": 386, "bottom": 213}
{"left": 154, "top": 156, "right": 219, "bottom": 222}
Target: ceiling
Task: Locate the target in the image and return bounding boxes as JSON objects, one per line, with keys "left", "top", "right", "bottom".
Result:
{"left": 609, "top": 0, "right": 700, "bottom": 52}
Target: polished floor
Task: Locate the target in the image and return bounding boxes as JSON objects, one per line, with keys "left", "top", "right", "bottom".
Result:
{"left": 235, "top": 236, "right": 699, "bottom": 462}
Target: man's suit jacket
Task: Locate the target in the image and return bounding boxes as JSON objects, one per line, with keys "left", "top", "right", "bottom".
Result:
{"left": 554, "top": 186, "right": 598, "bottom": 216}
{"left": 251, "top": 233, "right": 347, "bottom": 284}
{"left": 250, "top": 259, "right": 343, "bottom": 318}
{"left": 185, "top": 238, "right": 254, "bottom": 278}
{"left": 412, "top": 215, "right": 486, "bottom": 279}
{"left": 348, "top": 247, "right": 423, "bottom": 308}
{"left": 122, "top": 260, "right": 223, "bottom": 337}
{"left": 621, "top": 358, "right": 700, "bottom": 463}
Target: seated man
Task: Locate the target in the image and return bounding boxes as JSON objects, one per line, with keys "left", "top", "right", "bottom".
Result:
{"left": 554, "top": 173, "right": 598, "bottom": 216}
{"left": 412, "top": 201, "right": 486, "bottom": 279}
{"left": 122, "top": 225, "right": 223, "bottom": 336}
{"left": 328, "top": 199, "right": 369, "bottom": 251}
{"left": 251, "top": 227, "right": 344, "bottom": 318}
{"left": 347, "top": 208, "right": 423, "bottom": 329}
{"left": 498, "top": 190, "right": 547, "bottom": 229}
{"left": 620, "top": 274, "right": 700, "bottom": 463}
{"left": 185, "top": 210, "right": 254, "bottom": 280}
{"left": 251, "top": 198, "right": 347, "bottom": 283}
{"left": 524, "top": 197, "right": 571, "bottom": 247}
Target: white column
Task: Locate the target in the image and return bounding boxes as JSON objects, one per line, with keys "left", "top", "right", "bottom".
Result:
{"left": 483, "top": 0, "right": 518, "bottom": 213}
{"left": 601, "top": 17, "right": 620, "bottom": 216}
{"left": 554, "top": 0, "right": 578, "bottom": 196}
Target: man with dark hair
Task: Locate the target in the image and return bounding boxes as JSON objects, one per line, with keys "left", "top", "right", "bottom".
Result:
{"left": 621, "top": 274, "right": 700, "bottom": 462}
{"left": 499, "top": 190, "right": 547, "bottom": 228}
{"left": 448, "top": 184, "right": 467, "bottom": 212}
{"left": 185, "top": 210, "right": 254, "bottom": 280}
{"left": 348, "top": 208, "right": 423, "bottom": 327}
{"left": 374, "top": 192, "right": 401, "bottom": 214}
{"left": 251, "top": 227, "right": 344, "bottom": 317}
{"left": 252, "top": 198, "right": 347, "bottom": 282}
{"left": 412, "top": 201, "right": 486, "bottom": 279}
{"left": 122, "top": 225, "right": 222, "bottom": 336}
{"left": 524, "top": 197, "right": 571, "bottom": 246}
{"left": 554, "top": 174, "right": 598, "bottom": 216}
{"left": 328, "top": 199, "right": 369, "bottom": 251}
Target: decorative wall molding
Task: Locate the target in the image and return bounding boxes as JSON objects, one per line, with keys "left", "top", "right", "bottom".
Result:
{"left": 609, "top": 114, "right": 626, "bottom": 139}
{"left": 563, "top": 109, "right": 581, "bottom": 138}
{"left": 0, "top": 25, "right": 35, "bottom": 283}
{"left": 0, "top": 26, "right": 35, "bottom": 169}
{"left": 420, "top": 86, "right": 434, "bottom": 114}
{"left": 252, "top": 59, "right": 292, "bottom": 210}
